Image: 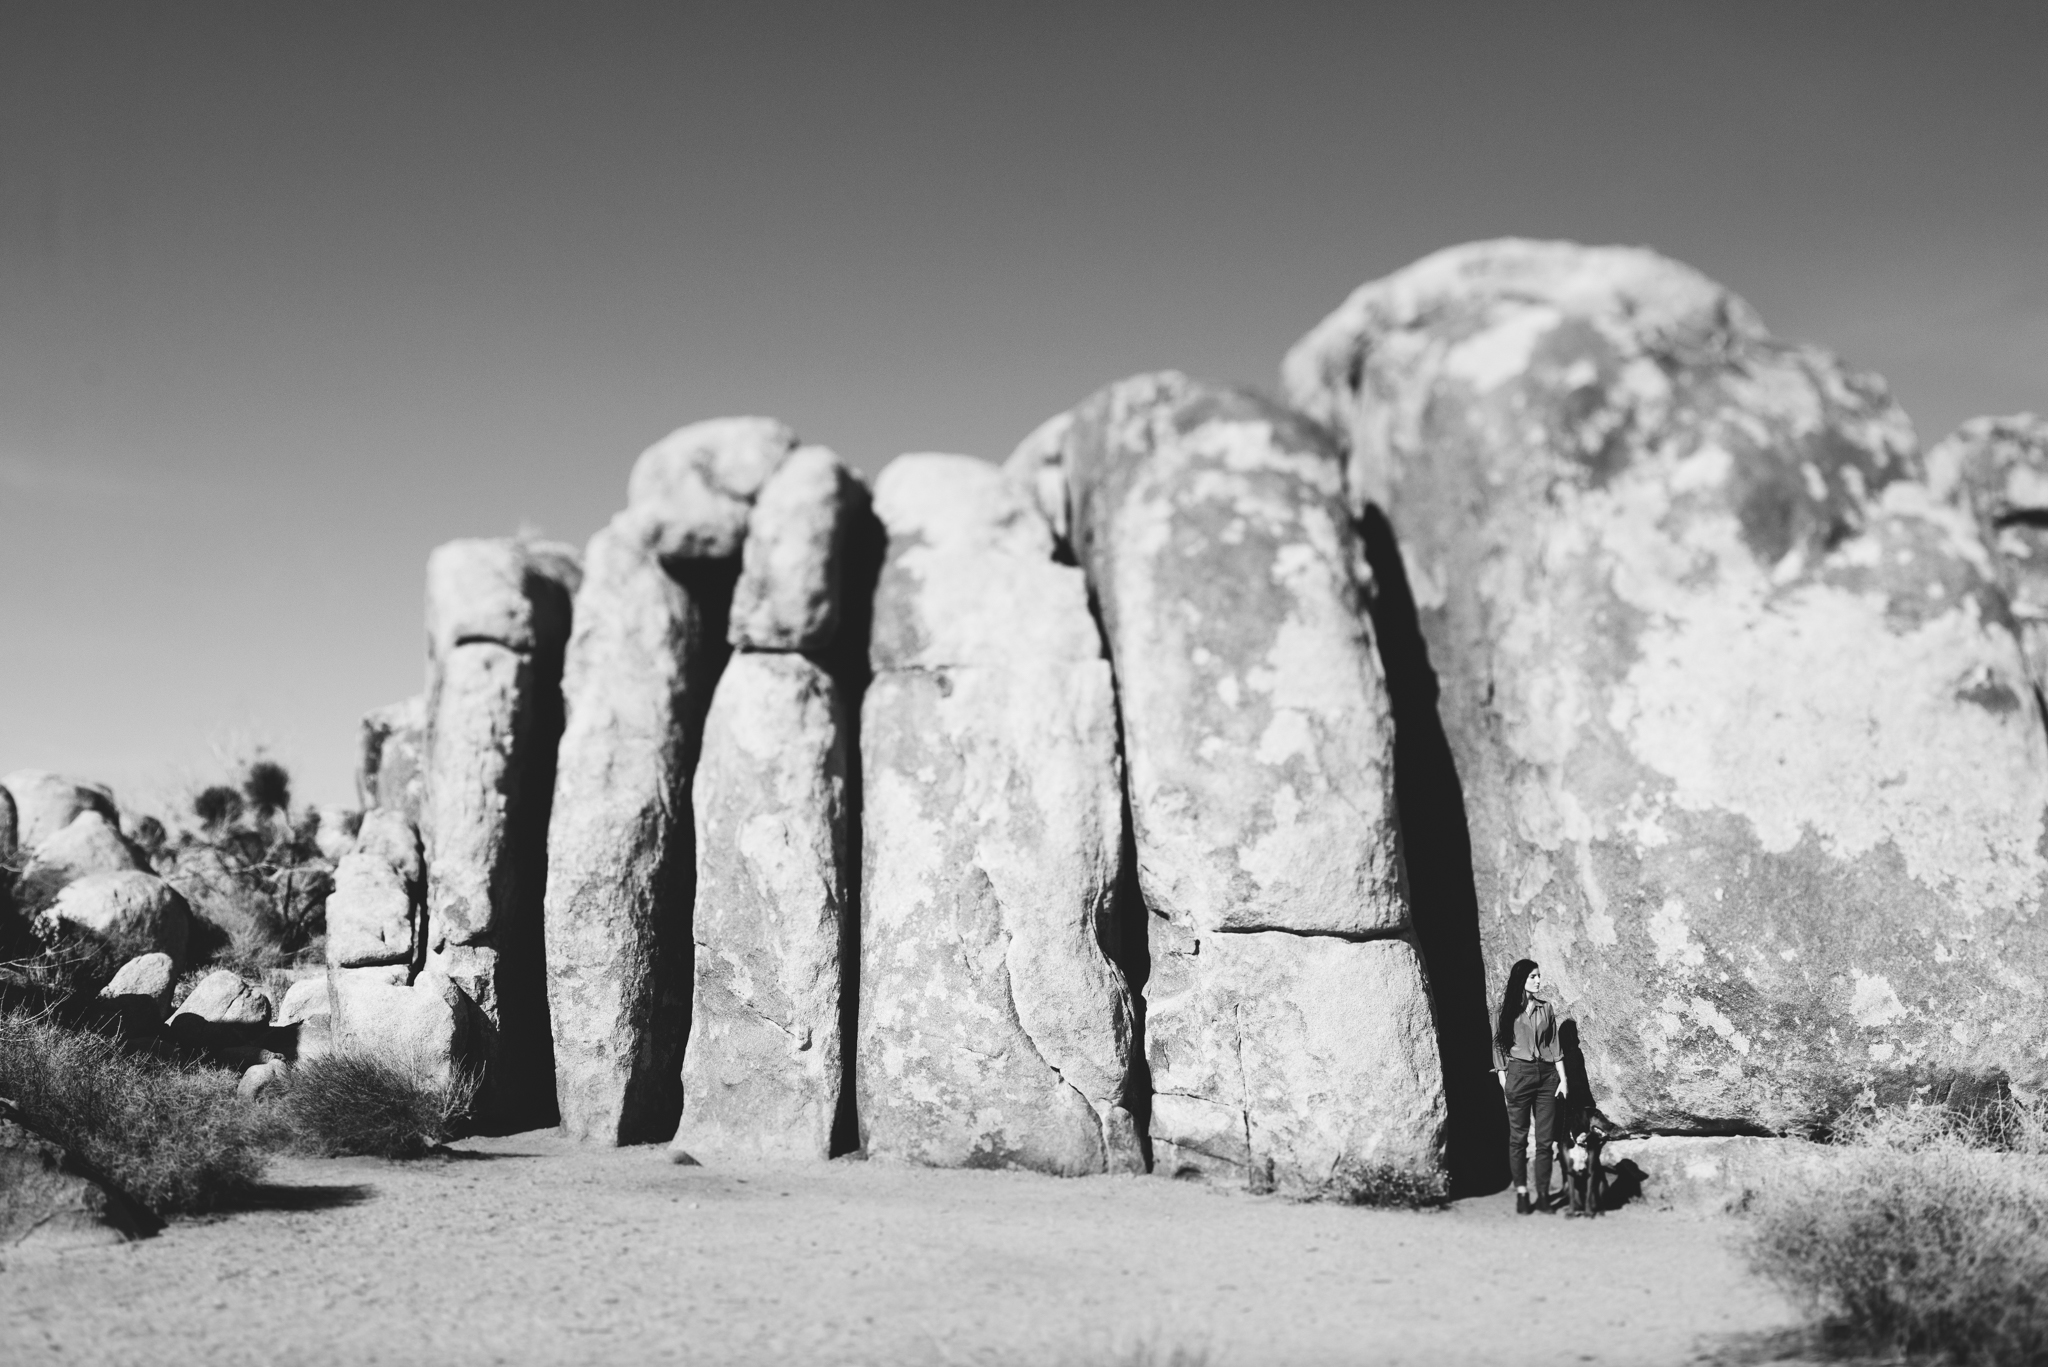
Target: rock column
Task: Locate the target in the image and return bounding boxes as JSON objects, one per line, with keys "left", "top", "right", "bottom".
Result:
{"left": 545, "top": 418, "right": 799, "bottom": 1143}
{"left": 1015, "top": 374, "right": 1444, "bottom": 1194}
{"left": 670, "top": 448, "right": 864, "bottom": 1162}
{"left": 858, "top": 453, "right": 1140, "bottom": 1176}
{"left": 422, "top": 538, "right": 580, "bottom": 1131}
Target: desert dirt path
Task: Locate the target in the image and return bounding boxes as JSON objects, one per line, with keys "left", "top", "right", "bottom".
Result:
{"left": 3, "top": 1131, "right": 1801, "bottom": 1367}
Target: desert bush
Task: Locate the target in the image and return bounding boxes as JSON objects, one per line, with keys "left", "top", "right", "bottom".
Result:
{"left": 1746, "top": 1101, "right": 2048, "bottom": 1365}
{"left": 280, "top": 1052, "right": 476, "bottom": 1159}
{"left": 1321, "top": 1159, "right": 1450, "bottom": 1209}
{"left": 0, "top": 1005, "right": 269, "bottom": 1214}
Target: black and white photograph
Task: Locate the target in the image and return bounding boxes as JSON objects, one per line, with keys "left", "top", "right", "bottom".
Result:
{"left": 2, "top": 4, "right": 2045, "bottom": 1364}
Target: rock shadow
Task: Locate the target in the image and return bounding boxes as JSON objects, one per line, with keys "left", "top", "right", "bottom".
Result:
{"left": 1358, "top": 505, "right": 1506, "bottom": 1197}
{"left": 820, "top": 491, "right": 883, "bottom": 1158}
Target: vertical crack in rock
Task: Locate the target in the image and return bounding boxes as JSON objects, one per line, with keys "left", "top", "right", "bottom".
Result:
{"left": 1357, "top": 505, "right": 1505, "bottom": 1196}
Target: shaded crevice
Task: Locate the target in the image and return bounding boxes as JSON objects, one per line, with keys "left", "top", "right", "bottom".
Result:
{"left": 821, "top": 493, "right": 883, "bottom": 1158}
{"left": 1078, "top": 565, "right": 1154, "bottom": 1172}
{"left": 614, "top": 555, "right": 739, "bottom": 1145}
{"left": 1357, "top": 505, "right": 1506, "bottom": 1198}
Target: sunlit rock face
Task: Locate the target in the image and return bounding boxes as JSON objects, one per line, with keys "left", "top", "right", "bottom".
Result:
{"left": 1286, "top": 238, "right": 2048, "bottom": 1133}
{"left": 857, "top": 453, "right": 1141, "bottom": 1176}
{"left": 1015, "top": 374, "right": 1445, "bottom": 1192}
{"left": 671, "top": 653, "right": 851, "bottom": 1162}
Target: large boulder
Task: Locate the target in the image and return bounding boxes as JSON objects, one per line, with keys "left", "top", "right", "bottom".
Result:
{"left": 44, "top": 872, "right": 191, "bottom": 967}
{"left": 0, "top": 784, "right": 15, "bottom": 865}
{"left": 627, "top": 416, "right": 799, "bottom": 562}
{"left": 423, "top": 537, "right": 578, "bottom": 1130}
{"left": 1284, "top": 238, "right": 2048, "bottom": 1132}
{"left": 671, "top": 653, "right": 852, "bottom": 1162}
{"left": 858, "top": 453, "right": 1140, "bottom": 1176}
{"left": 1018, "top": 375, "right": 1443, "bottom": 1190}
{"left": 172, "top": 969, "right": 272, "bottom": 1026}
{"left": 351, "top": 808, "right": 423, "bottom": 888}
{"left": 99, "top": 952, "right": 176, "bottom": 1018}
{"left": 728, "top": 445, "right": 862, "bottom": 652}
{"left": 329, "top": 971, "right": 474, "bottom": 1089}
{"left": 544, "top": 511, "right": 723, "bottom": 1143}
{"left": 358, "top": 696, "right": 427, "bottom": 824}
{"left": 1928, "top": 414, "right": 2048, "bottom": 698}
{"left": 20, "top": 812, "right": 138, "bottom": 899}
{"left": 0, "top": 770, "right": 117, "bottom": 852}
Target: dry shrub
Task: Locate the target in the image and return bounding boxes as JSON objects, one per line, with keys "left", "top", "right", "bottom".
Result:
{"left": 281, "top": 1052, "right": 476, "bottom": 1159}
{"left": 1746, "top": 1099, "right": 2048, "bottom": 1365}
{"left": 1322, "top": 1159, "right": 1449, "bottom": 1209}
{"left": 0, "top": 1005, "right": 268, "bottom": 1214}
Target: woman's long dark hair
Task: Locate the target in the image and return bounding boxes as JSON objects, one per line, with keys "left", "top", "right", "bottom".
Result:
{"left": 1495, "top": 959, "right": 1538, "bottom": 1055}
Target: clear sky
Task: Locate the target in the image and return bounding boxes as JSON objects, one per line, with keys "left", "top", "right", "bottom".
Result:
{"left": 3, "top": 2, "right": 2044, "bottom": 809}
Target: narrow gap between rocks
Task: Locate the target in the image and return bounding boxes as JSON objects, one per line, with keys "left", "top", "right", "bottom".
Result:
{"left": 1357, "top": 505, "right": 1507, "bottom": 1198}
{"left": 618, "top": 555, "right": 741, "bottom": 1145}
{"left": 490, "top": 596, "right": 568, "bottom": 1134}
{"left": 1080, "top": 565, "right": 1155, "bottom": 1173}
{"left": 822, "top": 497, "right": 885, "bottom": 1157}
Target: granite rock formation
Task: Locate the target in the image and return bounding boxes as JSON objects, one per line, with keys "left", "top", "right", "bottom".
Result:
{"left": 858, "top": 453, "right": 1140, "bottom": 1175}
{"left": 1286, "top": 238, "right": 2048, "bottom": 1132}
{"left": 1014, "top": 375, "right": 1445, "bottom": 1191}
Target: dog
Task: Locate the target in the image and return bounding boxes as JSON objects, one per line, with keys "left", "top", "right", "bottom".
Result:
{"left": 1561, "top": 1109, "right": 1607, "bottom": 1217}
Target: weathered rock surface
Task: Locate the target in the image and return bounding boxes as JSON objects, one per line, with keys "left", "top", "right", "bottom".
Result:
{"left": 352, "top": 809, "right": 424, "bottom": 887}
{"left": 277, "top": 975, "right": 332, "bottom": 1027}
{"left": 671, "top": 653, "right": 851, "bottom": 1162}
{"left": 329, "top": 971, "right": 474, "bottom": 1088}
{"left": 21, "top": 812, "right": 139, "bottom": 897}
{"left": 1023, "top": 374, "right": 1442, "bottom": 1188}
{"left": 1285, "top": 238, "right": 2048, "bottom": 1132}
{"left": 0, "top": 770, "right": 117, "bottom": 853}
{"left": 858, "top": 453, "right": 1139, "bottom": 1175}
{"left": 100, "top": 952, "right": 176, "bottom": 1016}
{"left": 1929, "top": 414, "right": 2048, "bottom": 698}
{"left": 359, "top": 696, "right": 427, "bottom": 823}
{"left": 728, "top": 445, "right": 860, "bottom": 652}
{"left": 0, "top": 784, "right": 16, "bottom": 865}
{"left": 44, "top": 873, "right": 190, "bottom": 967}
{"left": 0, "top": 1102, "right": 160, "bottom": 1250}
{"left": 545, "top": 512, "right": 722, "bottom": 1143}
{"left": 173, "top": 970, "right": 272, "bottom": 1026}
{"left": 1146, "top": 934, "right": 1444, "bottom": 1188}
{"left": 311, "top": 806, "right": 360, "bottom": 861}
{"left": 423, "top": 537, "right": 578, "bottom": 1130}
{"left": 326, "top": 852, "right": 419, "bottom": 969}
{"left": 627, "top": 417, "right": 798, "bottom": 563}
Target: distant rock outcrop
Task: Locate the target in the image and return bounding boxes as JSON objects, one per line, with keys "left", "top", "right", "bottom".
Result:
{"left": 44, "top": 872, "right": 191, "bottom": 968}
{"left": 1015, "top": 375, "right": 1443, "bottom": 1192}
{"left": 0, "top": 770, "right": 118, "bottom": 853}
{"left": 858, "top": 454, "right": 1140, "bottom": 1175}
{"left": 1286, "top": 238, "right": 2048, "bottom": 1131}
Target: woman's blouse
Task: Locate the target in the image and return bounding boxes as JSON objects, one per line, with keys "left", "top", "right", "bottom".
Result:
{"left": 1493, "top": 998, "right": 1561, "bottom": 1071}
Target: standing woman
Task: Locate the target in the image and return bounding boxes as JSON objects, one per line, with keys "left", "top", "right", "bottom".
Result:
{"left": 1493, "top": 958, "right": 1568, "bottom": 1213}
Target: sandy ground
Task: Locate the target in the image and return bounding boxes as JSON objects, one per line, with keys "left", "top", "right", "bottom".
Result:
{"left": 2, "top": 1131, "right": 1808, "bottom": 1367}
